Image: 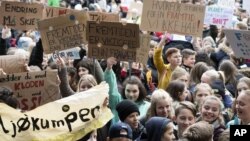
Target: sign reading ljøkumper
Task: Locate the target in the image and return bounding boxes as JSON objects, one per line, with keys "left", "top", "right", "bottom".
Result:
{"left": 141, "top": 0, "right": 205, "bottom": 37}
{"left": 0, "top": 1, "right": 43, "bottom": 30}
{"left": 38, "top": 12, "right": 89, "bottom": 54}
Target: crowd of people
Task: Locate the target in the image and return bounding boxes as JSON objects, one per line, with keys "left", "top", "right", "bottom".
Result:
{"left": 1, "top": 0, "right": 250, "bottom": 141}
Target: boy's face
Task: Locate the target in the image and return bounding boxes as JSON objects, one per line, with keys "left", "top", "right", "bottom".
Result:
{"left": 124, "top": 112, "right": 139, "bottom": 130}
{"left": 183, "top": 55, "right": 196, "bottom": 68}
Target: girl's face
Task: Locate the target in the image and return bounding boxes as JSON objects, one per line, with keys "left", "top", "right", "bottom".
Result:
{"left": 79, "top": 80, "right": 94, "bottom": 92}
{"left": 125, "top": 84, "right": 139, "bottom": 102}
{"left": 167, "top": 52, "right": 182, "bottom": 67}
{"left": 156, "top": 99, "right": 171, "bottom": 118}
{"left": 235, "top": 93, "right": 250, "bottom": 124}
{"left": 201, "top": 99, "right": 220, "bottom": 123}
{"left": 78, "top": 67, "right": 89, "bottom": 78}
{"left": 161, "top": 123, "right": 175, "bottom": 141}
{"left": 195, "top": 88, "right": 211, "bottom": 106}
{"left": 237, "top": 82, "right": 250, "bottom": 96}
{"left": 124, "top": 112, "right": 139, "bottom": 130}
{"left": 176, "top": 109, "right": 195, "bottom": 132}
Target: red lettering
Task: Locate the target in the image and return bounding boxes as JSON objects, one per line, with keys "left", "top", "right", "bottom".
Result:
{"left": 14, "top": 80, "right": 44, "bottom": 90}
{"left": 30, "top": 96, "right": 42, "bottom": 110}
{"left": 59, "top": 9, "right": 67, "bottom": 15}
{"left": 21, "top": 99, "right": 29, "bottom": 111}
{"left": 212, "top": 18, "right": 228, "bottom": 25}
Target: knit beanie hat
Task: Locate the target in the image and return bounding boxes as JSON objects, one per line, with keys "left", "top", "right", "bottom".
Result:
{"left": 116, "top": 100, "right": 140, "bottom": 121}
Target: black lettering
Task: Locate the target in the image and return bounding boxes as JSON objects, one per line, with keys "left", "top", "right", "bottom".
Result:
{"left": 79, "top": 108, "right": 90, "bottom": 122}
{"left": 91, "top": 106, "right": 100, "bottom": 118}
{"left": 40, "top": 119, "right": 49, "bottom": 129}
{"left": 64, "top": 112, "right": 77, "bottom": 132}
{"left": 31, "top": 117, "right": 40, "bottom": 131}
{"left": 17, "top": 115, "right": 30, "bottom": 132}
{"left": 0, "top": 116, "right": 9, "bottom": 133}
{"left": 11, "top": 121, "right": 16, "bottom": 138}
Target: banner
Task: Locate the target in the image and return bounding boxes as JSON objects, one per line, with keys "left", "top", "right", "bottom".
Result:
{"left": 140, "top": 0, "right": 205, "bottom": 37}
{"left": 0, "top": 1, "right": 43, "bottom": 30}
{"left": 204, "top": 5, "right": 234, "bottom": 28}
{"left": 217, "top": 0, "right": 235, "bottom": 8}
{"left": 88, "top": 11, "right": 120, "bottom": 22}
{"left": 0, "top": 82, "right": 113, "bottom": 141}
{"left": 136, "top": 34, "right": 151, "bottom": 64}
{"left": 0, "top": 70, "right": 61, "bottom": 111}
{"left": 0, "top": 55, "right": 26, "bottom": 74}
{"left": 42, "top": 6, "right": 79, "bottom": 19}
{"left": 38, "top": 12, "right": 89, "bottom": 54}
{"left": 224, "top": 29, "right": 250, "bottom": 59}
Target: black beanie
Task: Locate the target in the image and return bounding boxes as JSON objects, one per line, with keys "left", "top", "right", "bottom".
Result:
{"left": 116, "top": 100, "right": 140, "bottom": 121}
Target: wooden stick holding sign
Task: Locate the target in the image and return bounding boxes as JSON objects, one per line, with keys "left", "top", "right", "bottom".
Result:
{"left": 38, "top": 12, "right": 89, "bottom": 54}
{"left": 0, "top": 1, "right": 43, "bottom": 30}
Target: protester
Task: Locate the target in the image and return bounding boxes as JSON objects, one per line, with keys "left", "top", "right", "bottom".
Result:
{"left": 141, "top": 89, "right": 174, "bottom": 126}
{"left": 107, "top": 122, "right": 133, "bottom": 141}
{"left": 145, "top": 117, "right": 175, "bottom": 141}
{"left": 179, "top": 121, "right": 214, "bottom": 141}
{"left": 174, "top": 101, "right": 197, "bottom": 139}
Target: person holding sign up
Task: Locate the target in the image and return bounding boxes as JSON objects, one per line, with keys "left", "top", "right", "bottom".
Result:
{"left": 153, "top": 34, "right": 182, "bottom": 90}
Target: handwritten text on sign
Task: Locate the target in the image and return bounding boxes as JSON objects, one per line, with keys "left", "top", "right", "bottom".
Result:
{"left": 204, "top": 5, "right": 233, "bottom": 28}
{"left": 88, "top": 11, "right": 120, "bottom": 22}
{"left": 38, "top": 12, "right": 89, "bottom": 54}
{"left": 87, "top": 21, "right": 140, "bottom": 49}
{"left": 141, "top": 1, "right": 205, "bottom": 37}
{"left": 224, "top": 30, "right": 250, "bottom": 59}
{"left": 42, "top": 7, "right": 78, "bottom": 19}
{"left": 0, "top": 71, "right": 60, "bottom": 111}
{"left": 0, "top": 1, "right": 43, "bottom": 30}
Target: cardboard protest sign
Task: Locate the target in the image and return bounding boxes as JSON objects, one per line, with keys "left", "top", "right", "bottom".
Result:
{"left": 0, "top": 1, "right": 43, "bottom": 30}
{"left": 0, "top": 55, "right": 26, "bottom": 74}
{"left": 217, "top": 0, "right": 235, "bottom": 8}
{"left": 87, "top": 21, "right": 140, "bottom": 49}
{"left": 204, "top": 5, "right": 234, "bottom": 28}
{"left": 0, "top": 70, "right": 61, "bottom": 111}
{"left": 42, "top": 6, "right": 79, "bottom": 19}
{"left": 136, "top": 34, "right": 151, "bottom": 64}
{"left": 141, "top": 1, "right": 205, "bottom": 37}
{"left": 38, "top": 12, "right": 89, "bottom": 54}
{"left": 51, "top": 47, "right": 80, "bottom": 61}
{"left": 0, "top": 83, "right": 113, "bottom": 141}
{"left": 224, "top": 29, "right": 250, "bottom": 59}
{"left": 88, "top": 11, "right": 120, "bottom": 22}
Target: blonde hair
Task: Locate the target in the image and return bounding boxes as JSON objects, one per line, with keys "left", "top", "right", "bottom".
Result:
{"left": 200, "top": 96, "right": 224, "bottom": 125}
{"left": 194, "top": 83, "right": 213, "bottom": 97}
{"left": 77, "top": 74, "right": 97, "bottom": 92}
{"left": 147, "top": 89, "right": 173, "bottom": 120}
{"left": 170, "top": 67, "right": 189, "bottom": 81}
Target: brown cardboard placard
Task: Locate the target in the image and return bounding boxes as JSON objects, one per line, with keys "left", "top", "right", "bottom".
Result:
{"left": 0, "top": 1, "right": 43, "bottom": 30}
{"left": 0, "top": 55, "right": 26, "bottom": 74}
{"left": 88, "top": 11, "right": 120, "bottom": 22}
{"left": 141, "top": 1, "right": 205, "bottom": 37}
{"left": 86, "top": 21, "right": 140, "bottom": 49}
{"left": 0, "top": 70, "right": 60, "bottom": 111}
{"left": 136, "top": 34, "right": 151, "bottom": 64}
{"left": 42, "top": 6, "right": 80, "bottom": 20}
{"left": 38, "top": 12, "right": 89, "bottom": 54}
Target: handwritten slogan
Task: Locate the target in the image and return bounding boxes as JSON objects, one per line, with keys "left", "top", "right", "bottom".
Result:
{"left": 0, "top": 70, "right": 61, "bottom": 111}
{"left": 0, "top": 55, "right": 26, "bottom": 74}
{"left": 89, "top": 11, "right": 120, "bottom": 22}
{"left": 217, "top": 0, "right": 235, "bottom": 8}
{"left": 38, "top": 12, "right": 89, "bottom": 54}
{"left": 0, "top": 83, "right": 113, "bottom": 141}
{"left": 51, "top": 47, "right": 80, "bottom": 61}
{"left": 224, "top": 30, "right": 250, "bottom": 59}
{"left": 141, "top": 1, "right": 205, "bottom": 37}
{"left": 204, "top": 5, "right": 234, "bottom": 28}
{"left": 86, "top": 21, "right": 140, "bottom": 61}
{"left": 42, "top": 6, "right": 79, "bottom": 19}
{"left": 0, "top": 1, "right": 43, "bottom": 30}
